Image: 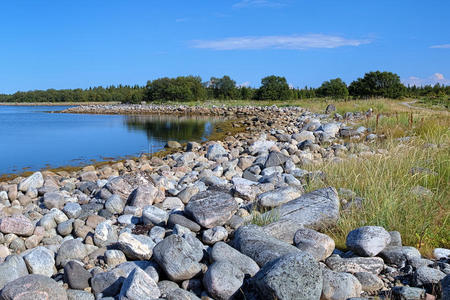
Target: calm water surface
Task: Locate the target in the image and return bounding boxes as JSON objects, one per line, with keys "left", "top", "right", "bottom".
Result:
{"left": 0, "top": 106, "right": 216, "bottom": 175}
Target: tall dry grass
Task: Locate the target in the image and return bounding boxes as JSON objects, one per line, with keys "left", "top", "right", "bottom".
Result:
{"left": 305, "top": 115, "right": 449, "bottom": 256}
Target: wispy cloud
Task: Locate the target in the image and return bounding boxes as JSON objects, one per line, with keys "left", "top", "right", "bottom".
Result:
{"left": 403, "top": 73, "right": 450, "bottom": 86}
{"left": 430, "top": 43, "right": 450, "bottom": 49}
{"left": 233, "top": 0, "right": 285, "bottom": 8}
{"left": 191, "top": 34, "right": 371, "bottom": 50}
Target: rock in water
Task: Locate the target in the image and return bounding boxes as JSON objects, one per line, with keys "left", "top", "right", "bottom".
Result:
{"left": 346, "top": 226, "right": 391, "bottom": 257}
{"left": 252, "top": 252, "right": 323, "bottom": 300}
{"left": 263, "top": 187, "right": 340, "bottom": 243}
{"left": 185, "top": 189, "right": 237, "bottom": 228}
{"left": 153, "top": 234, "right": 203, "bottom": 282}
{"left": 119, "top": 267, "right": 161, "bottom": 300}
{"left": 203, "top": 261, "right": 244, "bottom": 300}
{"left": 0, "top": 274, "right": 67, "bottom": 300}
{"left": 232, "top": 225, "right": 301, "bottom": 267}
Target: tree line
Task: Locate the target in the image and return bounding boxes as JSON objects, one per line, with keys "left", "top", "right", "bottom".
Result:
{"left": 1, "top": 71, "right": 449, "bottom": 103}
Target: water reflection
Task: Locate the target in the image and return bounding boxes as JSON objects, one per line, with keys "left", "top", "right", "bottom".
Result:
{"left": 124, "top": 115, "right": 217, "bottom": 143}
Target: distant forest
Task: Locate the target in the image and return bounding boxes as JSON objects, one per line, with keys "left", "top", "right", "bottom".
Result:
{"left": 1, "top": 71, "right": 449, "bottom": 103}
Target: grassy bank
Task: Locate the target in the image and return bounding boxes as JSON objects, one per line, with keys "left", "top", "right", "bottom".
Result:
{"left": 304, "top": 114, "right": 449, "bottom": 256}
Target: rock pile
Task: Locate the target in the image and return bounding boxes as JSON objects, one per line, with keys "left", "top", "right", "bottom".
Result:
{"left": 0, "top": 105, "right": 448, "bottom": 299}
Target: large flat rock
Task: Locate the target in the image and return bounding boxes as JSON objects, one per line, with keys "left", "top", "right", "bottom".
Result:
{"left": 185, "top": 188, "right": 237, "bottom": 229}
{"left": 263, "top": 187, "right": 340, "bottom": 243}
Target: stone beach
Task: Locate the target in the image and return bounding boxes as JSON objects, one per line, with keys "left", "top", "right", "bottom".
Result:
{"left": 0, "top": 103, "right": 448, "bottom": 300}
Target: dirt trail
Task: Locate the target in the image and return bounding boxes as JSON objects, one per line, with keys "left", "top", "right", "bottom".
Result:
{"left": 400, "top": 100, "right": 449, "bottom": 115}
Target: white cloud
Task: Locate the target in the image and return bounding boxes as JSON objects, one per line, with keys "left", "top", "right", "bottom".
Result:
{"left": 403, "top": 73, "right": 450, "bottom": 86}
{"left": 233, "top": 0, "right": 285, "bottom": 8}
{"left": 430, "top": 44, "right": 450, "bottom": 49}
{"left": 191, "top": 34, "right": 370, "bottom": 50}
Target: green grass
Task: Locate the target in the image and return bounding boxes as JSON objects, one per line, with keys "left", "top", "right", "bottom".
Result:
{"left": 304, "top": 116, "right": 450, "bottom": 256}
{"left": 247, "top": 207, "right": 280, "bottom": 226}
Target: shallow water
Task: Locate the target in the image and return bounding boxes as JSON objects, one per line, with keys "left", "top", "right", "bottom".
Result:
{"left": 0, "top": 106, "right": 216, "bottom": 175}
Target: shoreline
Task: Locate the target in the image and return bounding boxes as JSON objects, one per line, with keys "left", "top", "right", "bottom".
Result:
{"left": 0, "top": 103, "right": 448, "bottom": 299}
{"left": 0, "top": 114, "right": 247, "bottom": 182}
{"left": 0, "top": 101, "right": 120, "bottom": 106}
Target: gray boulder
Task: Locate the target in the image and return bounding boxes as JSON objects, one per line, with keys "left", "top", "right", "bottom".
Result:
{"left": 391, "top": 286, "right": 426, "bottom": 300}
{"left": 206, "top": 143, "right": 227, "bottom": 160}
{"left": 119, "top": 267, "right": 161, "bottom": 300}
{"left": 414, "top": 266, "right": 446, "bottom": 286}
{"left": 142, "top": 205, "right": 168, "bottom": 226}
{"left": 202, "top": 226, "right": 228, "bottom": 245}
{"left": 56, "top": 239, "right": 88, "bottom": 267}
{"left": 203, "top": 261, "right": 244, "bottom": 300}
{"left": 262, "top": 187, "right": 340, "bottom": 243}
{"left": 105, "top": 176, "right": 133, "bottom": 200}
{"left": 23, "top": 246, "right": 56, "bottom": 276}
{"left": 91, "top": 268, "right": 127, "bottom": 298}
{"left": 210, "top": 242, "right": 260, "bottom": 277}
{"left": 118, "top": 232, "right": 155, "bottom": 260}
{"left": 264, "top": 151, "right": 289, "bottom": 168}
{"left": 378, "top": 246, "right": 421, "bottom": 266}
{"left": 153, "top": 234, "right": 203, "bottom": 282}
{"left": 64, "top": 261, "right": 92, "bottom": 290}
{"left": 43, "top": 191, "right": 66, "bottom": 209}
{"left": 325, "top": 256, "right": 384, "bottom": 274}
{"left": 185, "top": 189, "right": 237, "bottom": 228}
{"left": 105, "top": 194, "right": 125, "bottom": 214}
{"left": 293, "top": 228, "right": 335, "bottom": 261}
{"left": 353, "top": 272, "right": 384, "bottom": 292}
{"left": 93, "top": 221, "right": 118, "bottom": 247}
{"left": 232, "top": 225, "right": 301, "bottom": 267}
{"left": 0, "top": 274, "right": 67, "bottom": 300}
{"left": 321, "top": 268, "right": 362, "bottom": 300}
{"left": 66, "top": 290, "right": 95, "bottom": 300}
{"left": 128, "top": 185, "right": 159, "bottom": 208}
{"left": 18, "top": 172, "right": 44, "bottom": 192}
{"left": 346, "top": 226, "right": 391, "bottom": 257}
{"left": 167, "top": 214, "right": 201, "bottom": 232}
{"left": 257, "top": 186, "right": 303, "bottom": 208}
{"left": 0, "top": 255, "right": 29, "bottom": 289}
{"left": 63, "top": 202, "right": 82, "bottom": 219}
{"left": 253, "top": 252, "right": 322, "bottom": 300}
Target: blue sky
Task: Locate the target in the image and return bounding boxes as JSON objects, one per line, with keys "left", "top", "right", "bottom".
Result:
{"left": 0, "top": 0, "right": 449, "bottom": 93}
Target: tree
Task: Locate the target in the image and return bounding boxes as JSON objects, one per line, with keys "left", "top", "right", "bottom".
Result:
{"left": 145, "top": 76, "right": 206, "bottom": 102}
{"left": 257, "top": 75, "right": 292, "bottom": 100}
{"left": 316, "top": 78, "right": 348, "bottom": 99}
{"left": 349, "top": 71, "right": 406, "bottom": 99}
{"left": 209, "top": 76, "right": 238, "bottom": 99}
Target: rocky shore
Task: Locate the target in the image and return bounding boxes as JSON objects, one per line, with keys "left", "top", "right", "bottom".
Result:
{"left": 0, "top": 104, "right": 448, "bottom": 300}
